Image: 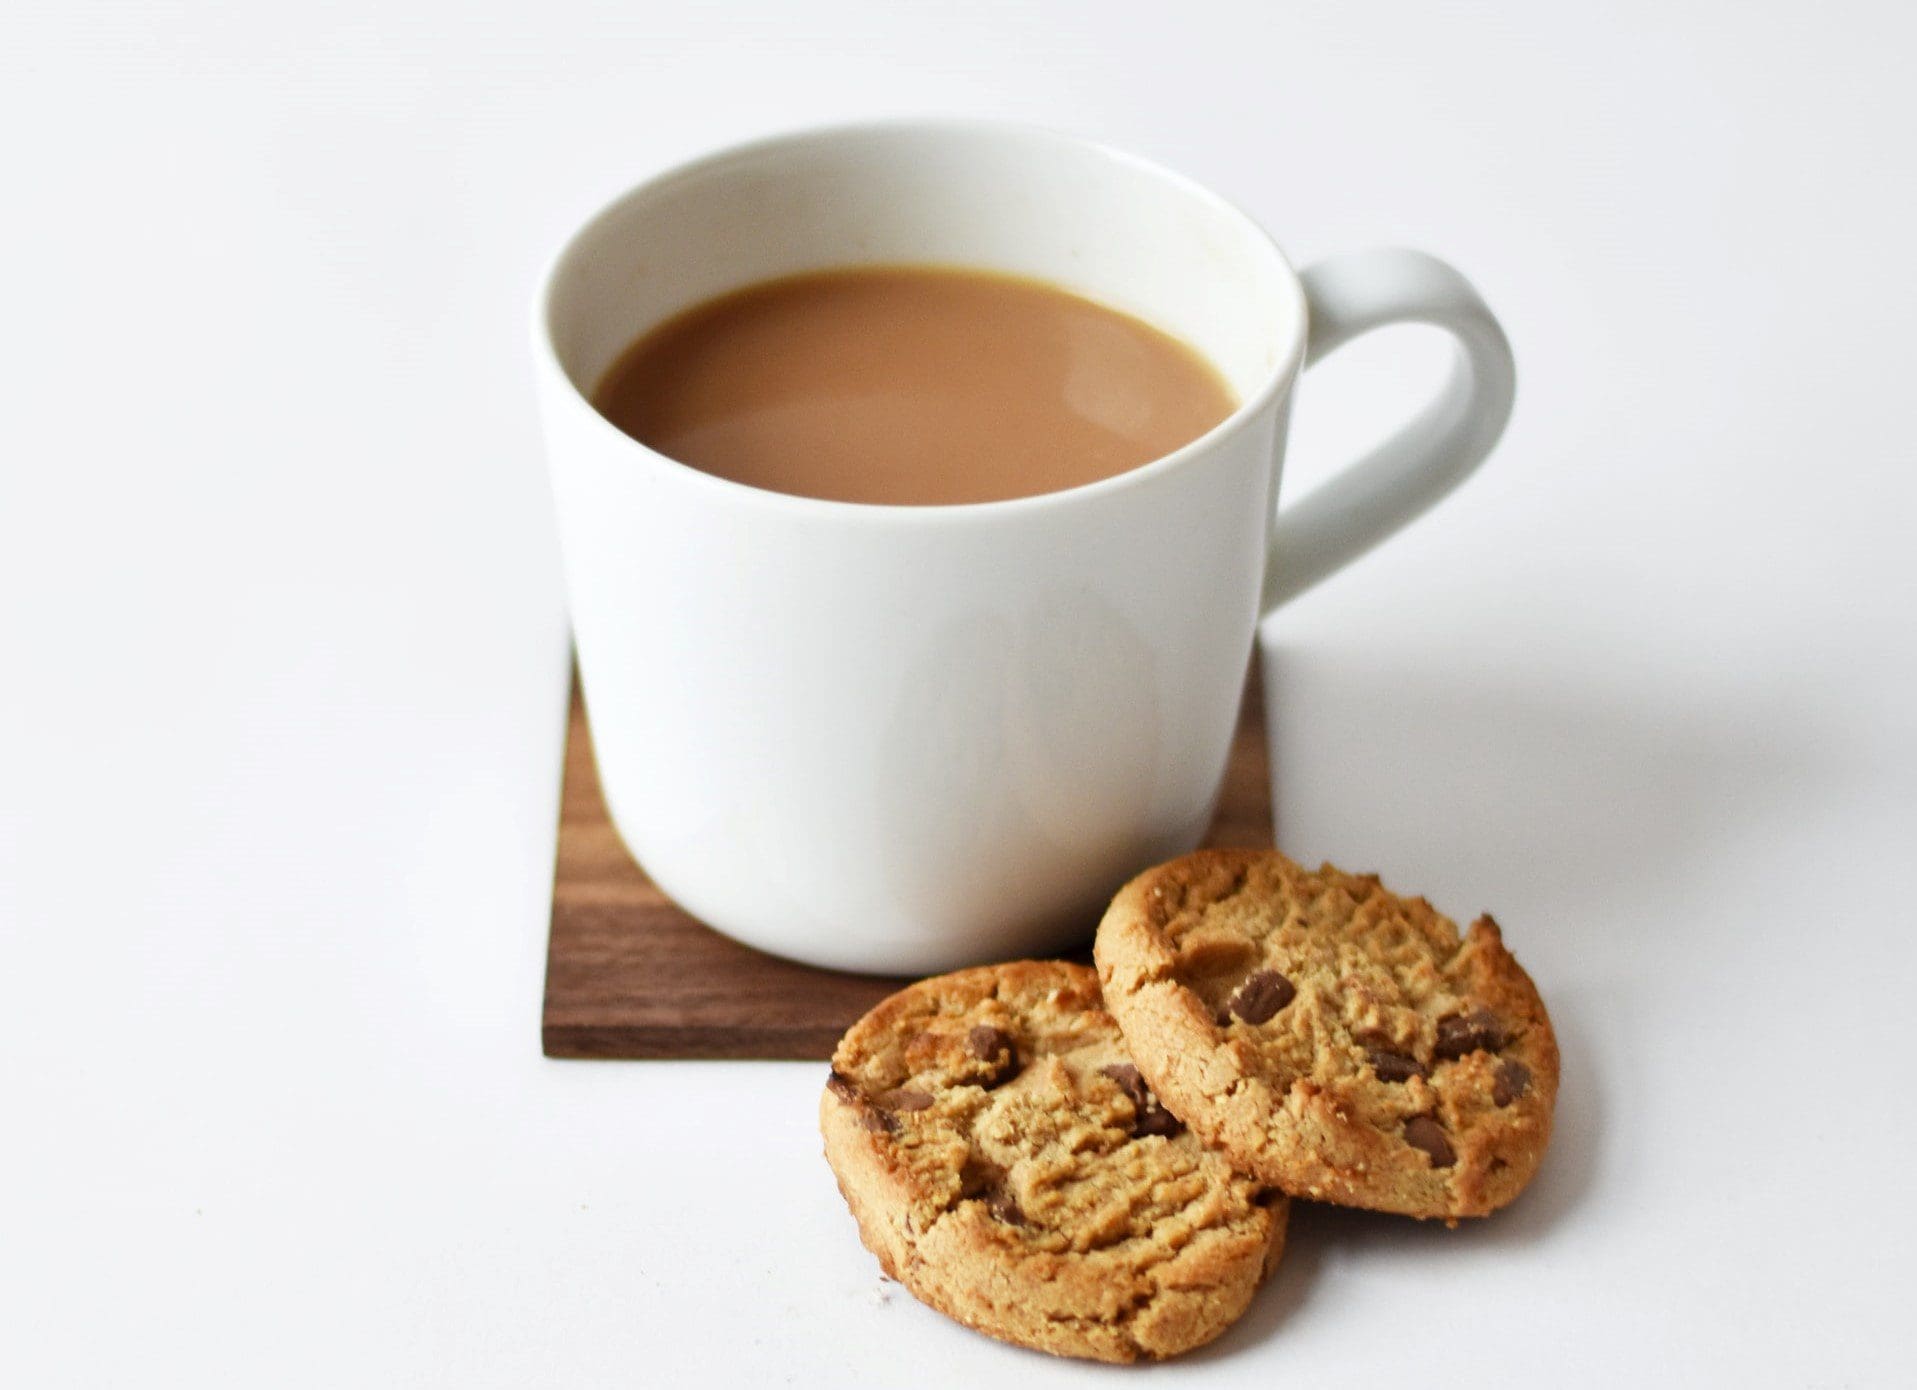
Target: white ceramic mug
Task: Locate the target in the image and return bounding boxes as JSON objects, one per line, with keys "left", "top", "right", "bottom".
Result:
{"left": 535, "top": 121, "right": 1514, "bottom": 975}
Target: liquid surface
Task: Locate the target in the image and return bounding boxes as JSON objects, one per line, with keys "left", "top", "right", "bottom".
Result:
{"left": 591, "top": 266, "right": 1237, "bottom": 506}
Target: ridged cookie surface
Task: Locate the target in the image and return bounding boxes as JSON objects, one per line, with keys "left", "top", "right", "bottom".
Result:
{"left": 1095, "top": 851, "right": 1557, "bottom": 1221}
{"left": 820, "top": 960, "right": 1287, "bottom": 1362}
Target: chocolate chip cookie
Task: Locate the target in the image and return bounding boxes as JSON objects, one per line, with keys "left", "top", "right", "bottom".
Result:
{"left": 1094, "top": 850, "right": 1557, "bottom": 1221}
{"left": 820, "top": 960, "right": 1287, "bottom": 1362}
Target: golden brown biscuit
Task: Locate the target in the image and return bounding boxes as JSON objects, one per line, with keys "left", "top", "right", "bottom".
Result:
{"left": 820, "top": 960, "right": 1287, "bottom": 1362}
{"left": 1095, "top": 850, "right": 1557, "bottom": 1221}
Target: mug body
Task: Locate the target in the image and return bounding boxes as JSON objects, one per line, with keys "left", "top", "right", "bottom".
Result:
{"left": 536, "top": 121, "right": 1306, "bottom": 973}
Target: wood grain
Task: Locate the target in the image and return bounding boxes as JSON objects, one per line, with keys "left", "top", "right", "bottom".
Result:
{"left": 542, "top": 660, "right": 1271, "bottom": 1060}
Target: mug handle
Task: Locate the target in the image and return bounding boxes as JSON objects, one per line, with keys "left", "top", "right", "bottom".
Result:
{"left": 1262, "top": 248, "right": 1516, "bottom": 611}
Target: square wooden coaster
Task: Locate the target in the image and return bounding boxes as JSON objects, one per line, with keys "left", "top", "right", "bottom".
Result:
{"left": 542, "top": 661, "right": 1271, "bottom": 1060}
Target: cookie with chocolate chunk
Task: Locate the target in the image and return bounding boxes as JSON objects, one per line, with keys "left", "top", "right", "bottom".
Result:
{"left": 1094, "top": 850, "right": 1557, "bottom": 1221}
{"left": 820, "top": 960, "right": 1287, "bottom": 1362}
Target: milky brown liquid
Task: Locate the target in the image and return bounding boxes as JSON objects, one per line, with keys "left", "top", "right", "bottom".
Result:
{"left": 591, "top": 266, "right": 1237, "bottom": 506}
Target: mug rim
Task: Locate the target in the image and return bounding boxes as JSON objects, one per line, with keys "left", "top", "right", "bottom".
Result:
{"left": 533, "top": 117, "right": 1308, "bottom": 523}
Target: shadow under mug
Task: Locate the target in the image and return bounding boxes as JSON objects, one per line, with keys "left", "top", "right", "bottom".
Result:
{"left": 534, "top": 120, "right": 1514, "bottom": 975}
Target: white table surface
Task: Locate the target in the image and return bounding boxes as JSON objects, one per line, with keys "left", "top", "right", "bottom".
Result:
{"left": 6, "top": 2, "right": 1915, "bottom": 1384}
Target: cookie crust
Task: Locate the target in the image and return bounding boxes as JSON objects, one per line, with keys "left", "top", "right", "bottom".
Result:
{"left": 820, "top": 960, "right": 1287, "bottom": 1362}
{"left": 1095, "top": 851, "right": 1558, "bottom": 1221}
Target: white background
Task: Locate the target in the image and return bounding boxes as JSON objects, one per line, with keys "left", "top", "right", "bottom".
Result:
{"left": 5, "top": 2, "right": 1914, "bottom": 1384}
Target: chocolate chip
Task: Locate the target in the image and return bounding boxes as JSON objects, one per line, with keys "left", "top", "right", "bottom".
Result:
{"left": 1226, "top": 970, "right": 1296, "bottom": 1024}
{"left": 1099, "top": 1063, "right": 1185, "bottom": 1138}
{"left": 1100, "top": 1062, "right": 1149, "bottom": 1107}
{"left": 966, "top": 1024, "right": 1008, "bottom": 1058}
{"left": 1434, "top": 1008, "right": 1506, "bottom": 1060}
{"left": 986, "top": 1187, "right": 1026, "bottom": 1225}
{"left": 1366, "top": 1048, "right": 1426, "bottom": 1083}
{"left": 959, "top": 1154, "right": 1022, "bottom": 1221}
{"left": 1493, "top": 1060, "right": 1531, "bottom": 1107}
{"left": 959, "top": 1153, "right": 1001, "bottom": 1193}
{"left": 965, "top": 1024, "right": 1021, "bottom": 1087}
{"left": 1131, "top": 1105, "right": 1185, "bottom": 1139}
{"left": 826, "top": 1070, "right": 898, "bottom": 1133}
{"left": 875, "top": 1088, "right": 933, "bottom": 1112}
{"left": 1403, "top": 1115, "right": 1455, "bottom": 1167}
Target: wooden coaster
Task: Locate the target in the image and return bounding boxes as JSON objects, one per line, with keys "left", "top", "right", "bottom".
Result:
{"left": 542, "top": 659, "right": 1272, "bottom": 1060}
